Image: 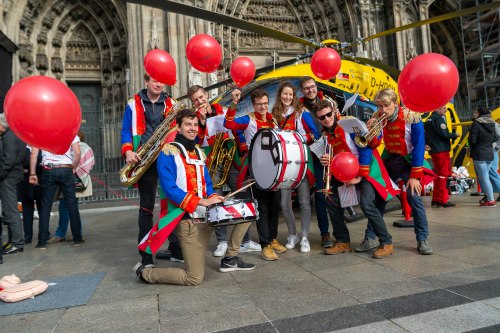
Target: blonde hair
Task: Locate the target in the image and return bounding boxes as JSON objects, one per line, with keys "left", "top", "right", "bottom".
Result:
{"left": 374, "top": 88, "right": 397, "bottom": 105}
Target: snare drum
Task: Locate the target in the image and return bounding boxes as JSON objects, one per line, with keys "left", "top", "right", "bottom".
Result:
{"left": 205, "top": 198, "right": 259, "bottom": 227}
{"left": 249, "top": 128, "right": 308, "bottom": 190}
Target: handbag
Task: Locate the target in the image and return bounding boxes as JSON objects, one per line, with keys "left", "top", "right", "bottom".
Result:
{"left": 75, "top": 175, "right": 86, "bottom": 192}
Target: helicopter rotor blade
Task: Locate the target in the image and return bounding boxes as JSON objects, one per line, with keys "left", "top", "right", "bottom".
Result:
{"left": 356, "top": 2, "right": 500, "bottom": 45}
{"left": 126, "top": 0, "right": 321, "bottom": 49}
{"left": 176, "top": 53, "right": 314, "bottom": 99}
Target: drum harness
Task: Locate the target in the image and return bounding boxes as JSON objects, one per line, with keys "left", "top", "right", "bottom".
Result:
{"left": 170, "top": 142, "right": 206, "bottom": 221}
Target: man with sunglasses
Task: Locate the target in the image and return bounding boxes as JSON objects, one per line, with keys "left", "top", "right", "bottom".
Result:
{"left": 299, "top": 77, "right": 334, "bottom": 248}
{"left": 224, "top": 88, "right": 286, "bottom": 261}
{"left": 313, "top": 100, "right": 397, "bottom": 259}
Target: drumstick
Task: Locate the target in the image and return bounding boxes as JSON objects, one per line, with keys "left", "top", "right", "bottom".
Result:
{"left": 223, "top": 181, "right": 256, "bottom": 201}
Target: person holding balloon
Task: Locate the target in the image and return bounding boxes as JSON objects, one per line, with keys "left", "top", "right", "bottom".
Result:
{"left": 120, "top": 73, "right": 182, "bottom": 267}
{"left": 224, "top": 88, "right": 287, "bottom": 261}
{"left": 368, "top": 88, "right": 433, "bottom": 255}
{"left": 313, "top": 100, "right": 397, "bottom": 259}
{"left": 271, "top": 81, "right": 321, "bottom": 253}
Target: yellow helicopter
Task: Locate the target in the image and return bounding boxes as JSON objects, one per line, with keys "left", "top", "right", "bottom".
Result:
{"left": 128, "top": 0, "right": 498, "bottom": 162}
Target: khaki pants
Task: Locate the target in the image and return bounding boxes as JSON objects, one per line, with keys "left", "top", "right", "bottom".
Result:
{"left": 142, "top": 220, "right": 250, "bottom": 286}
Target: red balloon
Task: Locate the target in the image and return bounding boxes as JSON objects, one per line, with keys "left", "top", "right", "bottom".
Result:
{"left": 310, "top": 48, "right": 341, "bottom": 81}
{"left": 398, "top": 53, "right": 459, "bottom": 112}
{"left": 230, "top": 57, "right": 256, "bottom": 88}
{"left": 186, "top": 34, "right": 222, "bottom": 73}
{"left": 4, "top": 76, "right": 81, "bottom": 154}
{"left": 144, "top": 49, "right": 177, "bottom": 85}
{"left": 330, "top": 152, "right": 359, "bottom": 182}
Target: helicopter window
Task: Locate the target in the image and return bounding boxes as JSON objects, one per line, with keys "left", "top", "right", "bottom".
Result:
{"left": 212, "top": 78, "right": 378, "bottom": 123}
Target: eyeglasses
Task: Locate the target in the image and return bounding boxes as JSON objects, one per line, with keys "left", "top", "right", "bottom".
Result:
{"left": 318, "top": 111, "right": 333, "bottom": 121}
{"left": 302, "top": 85, "right": 317, "bottom": 91}
{"left": 254, "top": 102, "right": 269, "bottom": 107}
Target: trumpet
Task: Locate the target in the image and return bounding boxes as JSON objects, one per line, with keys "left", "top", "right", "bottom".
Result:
{"left": 353, "top": 113, "right": 388, "bottom": 148}
{"left": 317, "top": 138, "right": 333, "bottom": 196}
{"left": 119, "top": 98, "right": 186, "bottom": 186}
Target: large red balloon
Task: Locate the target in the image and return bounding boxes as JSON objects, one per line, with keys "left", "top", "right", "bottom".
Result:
{"left": 330, "top": 152, "right": 359, "bottom": 182}
{"left": 186, "top": 34, "right": 222, "bottom": 73}
{"left": 144, "top": 49, "right": 176, "bottom": 85}
{"left": 230, "top": 57, "right": 256, "bottom": 88}
{"left": 310, "top": 48, "right": 341, "bottom": 81}
{"left": 4, "top": 76, "right": 81, "bottom": 154}
{"left": 398, "top": 53, "right": 459, "bottom": 112}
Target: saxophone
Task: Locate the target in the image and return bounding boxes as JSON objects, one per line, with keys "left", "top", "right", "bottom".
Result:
{"left": 119, "top": 98, "right": 186, "bottom": 186}
{"left": 206, "top": 132, "right": 236, "bottom": 189}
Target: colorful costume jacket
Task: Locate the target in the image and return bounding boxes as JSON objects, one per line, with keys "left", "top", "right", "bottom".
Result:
{"left": 224, "top": 108, "right": 277, "bottom": 186}
{"left": 138, "top": 142, "right": 216, "bottom": 255}
{"left": 371, "top": 108, "right": 428, "bottom": 180}
{"left": 120, "top": 93, "right": 175, "bottom": 156}
{"left": 325, "top": 123, "right": 399, "bottom": 200}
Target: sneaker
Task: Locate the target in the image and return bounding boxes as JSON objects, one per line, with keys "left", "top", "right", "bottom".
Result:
{"left": 213, "top": 242, "right": 228, "bottom": 257}
{"left": 417, "top": 240, "right": 433, "bottom": 255}
{"left": 480, "top": 200, "right": 497, "bottom": 208}
{"left": 321, "top": 233, "right": 333, "bottom": 248}
{"left": 441, "top": 202, "right": 456, "bottom": 208}
{"left": 2, "top": 242, "right": 12, "bottom": 251}
{"left": 219, "top": 256, "right": 256, "bottom": 272}
{"left": 300, "top": 237, "right": 310, "bottom": 253}
{"left": 285, "top": 234, "right": 300, "bottom": 250}
{"left": 34, "top": 243, "right": 47, "bottom": 250}
{"left": 479, "top": 195, "right": 488, "bottom": 204}
{"left": 261, "top": 245, "right": 278, "bottom": 261}
{"left": 74, "top": 239, "right": 86, "bottom": 247}
{"left": 240, "top": 240, "right": 261, "bottom": 252}
{"left": 271, "top": 239, "right": 286, "bottom": 254}
{"left": 47, "top": 236, "right": 65, "bottom": 244}
{"left": 354, "top": 238, "right": 378, "bottom": 252}
{"left": 3, "top": 246, "right": 24, "bottom": 255}
{"left": 324, "top": 242, "right": 352, "bottom": 255}
{"left": 133, "top": 262, "right": 149, "bottom": 282}
{"left": 431, "top": 201, "right": 442, "bottom": 208}
{"left": 372, "top": 244, "right": 394, "bottom": 259}
{"left": 169, "top": 243, "right": 184, "bottom": 263}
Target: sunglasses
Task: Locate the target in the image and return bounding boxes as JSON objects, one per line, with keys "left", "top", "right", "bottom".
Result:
{"left": 318, "top": 111, "right": 333, "bottom": 121}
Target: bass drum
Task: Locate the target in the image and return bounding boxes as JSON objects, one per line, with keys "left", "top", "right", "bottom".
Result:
{"left": 249, "top": 128, "right": 308, "bottom": 190}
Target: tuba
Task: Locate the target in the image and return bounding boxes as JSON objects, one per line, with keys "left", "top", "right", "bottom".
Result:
{"left": 119, "top": 98, "right": 186, "bottom": 186}
{"left": 206, "top": 132, "right": 236, "bottom": 189}
{"left": 353, "top": 113, "right": 388, "bottom": 148}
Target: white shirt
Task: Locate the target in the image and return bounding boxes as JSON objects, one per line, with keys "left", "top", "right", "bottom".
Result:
{"left": 41, "top": 135, "right": 80, "bottom": 165}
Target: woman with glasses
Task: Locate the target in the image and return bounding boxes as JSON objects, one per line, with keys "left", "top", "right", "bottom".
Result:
{"left": 271, "top": 81, "right": 321, "bottom": 253}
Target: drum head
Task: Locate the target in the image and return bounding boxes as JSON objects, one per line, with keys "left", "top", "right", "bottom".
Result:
{"left": 249, "top": 129, "right": 281, "bottom": 190}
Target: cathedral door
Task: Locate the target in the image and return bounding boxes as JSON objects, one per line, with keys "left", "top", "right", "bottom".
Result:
{"left": 68, "top": 83, "right": 103, "bottom": 172}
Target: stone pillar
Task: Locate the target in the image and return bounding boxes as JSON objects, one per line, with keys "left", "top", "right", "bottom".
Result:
{"left": 126, "top": 3, "right": 147, "bottom": 96}
{"left": 419, "top": 0, "right": 434, "bottom": 53}
{"left": 392, "top": 0, "right": 406, "bottom": 69}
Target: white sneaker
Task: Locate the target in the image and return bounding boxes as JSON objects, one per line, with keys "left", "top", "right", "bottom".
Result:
{"left": 285, "top": 234, "right": 300, "bottom": 250}
{"left": 240, "top": 240, "right": 261, "bottom": 252}
{"left": 300, "top": 237, "right": 311, "bottom": 253}
{"left": 213, "top": 242, "right": 228, "bottom": 257}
